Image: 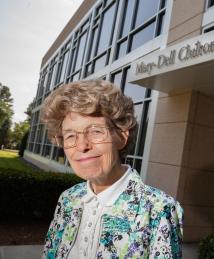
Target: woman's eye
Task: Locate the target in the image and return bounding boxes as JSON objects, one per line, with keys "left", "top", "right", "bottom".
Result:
{"left": 65, "top": 134, "right": 76, "bottom": 140}
{"left": 90, "top": 128, "right": 104, "bottom": 134}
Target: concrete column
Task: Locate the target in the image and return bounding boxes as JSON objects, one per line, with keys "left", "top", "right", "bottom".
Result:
{"left": 146, "top": 90, "right": 214, "bottom": 242}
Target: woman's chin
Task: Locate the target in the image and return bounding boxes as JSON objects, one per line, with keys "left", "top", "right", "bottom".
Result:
{"left": 75, "top": 168, "right": 102, "bottom": 181}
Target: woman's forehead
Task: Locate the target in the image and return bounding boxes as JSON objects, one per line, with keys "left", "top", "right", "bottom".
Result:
{"left": 62, "top": 112, "right": 107, "bottom": 131}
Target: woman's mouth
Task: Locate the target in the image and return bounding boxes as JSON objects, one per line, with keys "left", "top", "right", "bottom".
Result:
{"left": 77, "top": 155, "right": 100, "bottom": 163}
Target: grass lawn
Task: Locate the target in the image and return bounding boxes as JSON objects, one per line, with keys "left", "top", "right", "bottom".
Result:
{"left": 0, "top": 150, "right": 41, "bottom": 172}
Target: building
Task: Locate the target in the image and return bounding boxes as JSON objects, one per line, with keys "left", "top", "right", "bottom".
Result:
{"left": 24, "top": 0, "right": 214, "bottom": 242}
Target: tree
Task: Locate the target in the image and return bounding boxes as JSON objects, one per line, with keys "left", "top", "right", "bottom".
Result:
{"left": 0, "top": 118, "right": 12, "bottom": 147}
{"left": 10, "top": 121, "right": 30, "bottom": 149}
{"left": 24, "top": 100, "right": 34, "bottom": 123}
{"left": 0, "top": 83, "right": 13, "bottom": 148}
{"left": 0, "top": 83, "right": 13, "bottom": 127}
{"left": 18, "top": 130, "right": 29, "bottom": 157}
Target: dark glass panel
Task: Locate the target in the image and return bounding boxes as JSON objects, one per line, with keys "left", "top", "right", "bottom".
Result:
{"left": 116, "top": 40, "right": 128, "bottom": 59}
{"left": 67, "top": 48, "right": 76, "bottom": 76}
{"left": 96, "top": 4, "right": 102, "bottom": 16}
{"left": 208, "top": 0, "right": 214, "bottom": 7}
{"left": 34, "top": 144, "right": 41, "bottom": 154}
{"left": 124, "top": 68, "right": 146, "bottom": 102}
{"left": 52, "top": 147, "right": 65, "bottom": 164}
{"left": 125, "top": 156, "right": 134, "bottom": 167}
{"left": 49, "top": 62, "right": 57, "bottom": 90}
{"left": 137, "top": 101, "right": 150, "bottom": 156}
{"left": 59, "top": 51, "right": 69, "bottom": 82}
{"left": 134, "top": 103, "right": 144, "bottom": 124}
{"left": 81, "top": 20, "right": 89, "bottom": 32}
{"left": 105, "top": 0, "right": 113, "bottom": 7}
{"left": 156, "top": 12, "right": 165, "bottom": 36}
{"left": 88, "top": 26, "right": 99, "bottom": 61}
{"left": 120, "top": 0, "right": 135, "bottom": 38}
{"left": 85, "top": 62, "right": 93, "bottom": 77}
{"left": 204, "top": 26, "right": 214, "bottom": 33}
{"left": 135, "top": 0, "right": 159, "bottom": 27}
{"left": 97, "top": 3, "right": 116, "bottom": 54}
{"left": 94, "top": 54, "right": 107, "bottom": 73}
{"left": 146, "top": 89, "right": 152, "bottom": 98}
{"left": 131, "top": 21, "right": 155, "bottom": 51}
{"left": 160, "top": 0, "right": 166, "bottom": 9}
{"left": 28, "top": 143, "right": 34, "bottom": 152}
{"left": 72, "top": 72, "right": 80, "bottom": 82}
{"left": 36, "top": 125, "right": 44, "bottom": 143}
{"left": 134, "top": 158, "right": 142, "bottom": 172}
{"left": 42, "top": 145, "right": 52, "bottom": 158}
{"left": 112, "top": 70, "right": 122, "bottom": 88}
{"left": 74, "top": 32, "right": 87, "bottom": 71}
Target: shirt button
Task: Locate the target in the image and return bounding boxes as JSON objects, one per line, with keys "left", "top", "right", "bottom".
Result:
{"left": 84, "top": 236, "right": 88, "bottom": 242}
{"left": 88, "top": 222, "right": 92, "bottom": 227}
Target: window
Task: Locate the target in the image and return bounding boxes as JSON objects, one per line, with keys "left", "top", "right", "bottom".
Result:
{"left": 130, "top": 21, "right": 156, "bottom": 51}
{"left": 135, "top": 0, "right": 159, "bottom": 27}
{"left": 45, "top": 56, "right": 58, "bottom": 93}
{"left": 111, "top": 70, "right": 123, "bottom": 88}
{"left": 123, "top": 68, "right": 147, "bottom": 103}
{"left": 115, "top": 0, "right": 167, "bottom": 60}
{"left": 84, "top": 0, "right": 118, "bottom": 77}
{"left": 204, "top": 25, "right": 214, "bottom": 33}
{"left": 96, "top": 3, "right": 116, "bottom": 54}
{"left": 55, "top": 41, "right": 70, "bottom": 85}
{"left": 110, "top": 67, "right": 152, "bottom": 172}
{"left": 27, "top": 111, "right": 40, "bottom": 152}
{"left": 36, "top": 66, "right": 48, "bottom": 106}
{"left": 34, "top": 124, "right": 44, "bottom": 154}
{"left": 41, "top": 130, "right": 52, "bottom": 159}
{"left": 52, "top": 147, "right": 66, "bottom": 165}
{"left": 67, "top": 19, "right": 90, "bottom": 81}
{"left": 120, "top": 0, "right": 135, "bottom": 38}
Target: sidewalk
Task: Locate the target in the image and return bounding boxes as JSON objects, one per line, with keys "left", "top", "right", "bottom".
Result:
{"left": 0, "top": 243, "right": 199, "bottom": 259}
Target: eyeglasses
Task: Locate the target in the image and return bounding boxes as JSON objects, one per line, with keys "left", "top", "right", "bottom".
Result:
{"left": 55, "top": 124, "right": 111, "bottom": 149}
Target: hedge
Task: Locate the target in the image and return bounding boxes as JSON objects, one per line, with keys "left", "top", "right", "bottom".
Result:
{"left": 0, "top": 167, "right": 84, "bottom": 220}
{"left": 199, "top": 233, "right": 214, "bottom": 259}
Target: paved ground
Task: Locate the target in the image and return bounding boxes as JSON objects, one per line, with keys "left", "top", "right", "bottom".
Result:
{"left": 0, "top": 243, "right": 199, "bottom": 259}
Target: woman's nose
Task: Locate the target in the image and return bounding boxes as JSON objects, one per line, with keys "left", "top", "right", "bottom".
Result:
{"left": 75, "top": 133, "right": 91, "bottom": 152}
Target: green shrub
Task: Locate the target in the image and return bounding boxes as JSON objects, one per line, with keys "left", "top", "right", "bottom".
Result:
{"left": 199, "top": 233, "right": 214, "bottom": 259}
{"left": 0, "top": 167, "right": 84, "bottom": 220}
{"left": 18, "top": 131, "right": 29, "bottom": 157}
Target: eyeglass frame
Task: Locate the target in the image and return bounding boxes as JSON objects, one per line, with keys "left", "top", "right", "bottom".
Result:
{"left": 54, "top": 124, "right": 114, "bottom": 149}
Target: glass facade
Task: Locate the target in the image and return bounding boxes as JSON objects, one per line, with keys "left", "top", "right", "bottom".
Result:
{"left": 115, "top": 0, "right": 166, "bottom": 59}
{"left": 27, "top": 0, "right": 168, "bottom": 172}
{"left": 110, "top": 67, "right": 152, "bottom": 172}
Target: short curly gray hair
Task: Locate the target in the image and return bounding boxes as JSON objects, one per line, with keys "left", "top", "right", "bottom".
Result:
{"left": 41, "top": 80, "right": 137, "bottom": 158}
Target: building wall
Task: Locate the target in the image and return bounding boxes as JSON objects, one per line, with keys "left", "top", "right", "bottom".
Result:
{"left": 181, "top": 92, "right": 214, "bottom": 242}
{"left": 167, "top": 0, "right": 204, "bottom": 45}
{"left": 147, "top": 89, "right": 214, "bottom": 242}
{"left": 145, "top": 0, "right": 214, "bottom": 242}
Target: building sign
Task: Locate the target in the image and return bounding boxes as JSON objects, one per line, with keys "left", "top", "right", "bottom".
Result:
{"left": 136, "top": 40, "right": 214, "bottom": 75}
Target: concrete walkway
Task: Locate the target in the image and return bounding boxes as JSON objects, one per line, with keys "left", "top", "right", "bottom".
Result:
{"left": 0, "top": 243, "right": 198, "bottom": 259}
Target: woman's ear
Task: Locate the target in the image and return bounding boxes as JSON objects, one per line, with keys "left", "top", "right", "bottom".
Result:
{"left": 116, "top": 130, "right": 129, "bottom": 150}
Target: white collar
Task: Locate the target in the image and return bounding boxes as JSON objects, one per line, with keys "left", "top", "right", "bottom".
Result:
{"left": 82, "top": 165, "right": 132, "bottom": 207}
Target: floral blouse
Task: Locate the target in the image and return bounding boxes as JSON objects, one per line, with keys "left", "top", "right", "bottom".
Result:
{"left": 43, "top": 169, "right": 183, "bottom": 259}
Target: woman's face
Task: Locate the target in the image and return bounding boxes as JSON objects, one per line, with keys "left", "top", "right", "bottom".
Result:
{"left": 62, "top": 112, "right": 128, "bottom": 185}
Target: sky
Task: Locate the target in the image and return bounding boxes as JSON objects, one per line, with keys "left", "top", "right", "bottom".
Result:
{"left": 0, "top": 0, "right": 84, "bottom": 123}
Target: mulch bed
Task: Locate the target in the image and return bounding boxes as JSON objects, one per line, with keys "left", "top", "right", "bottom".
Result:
{"left": 0, "top": 218, "right": 50, "bottom": 245}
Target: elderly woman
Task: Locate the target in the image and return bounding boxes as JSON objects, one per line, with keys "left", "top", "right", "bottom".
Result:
{"left": 42, "top": 80, "right": 183, "bottom": 259}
